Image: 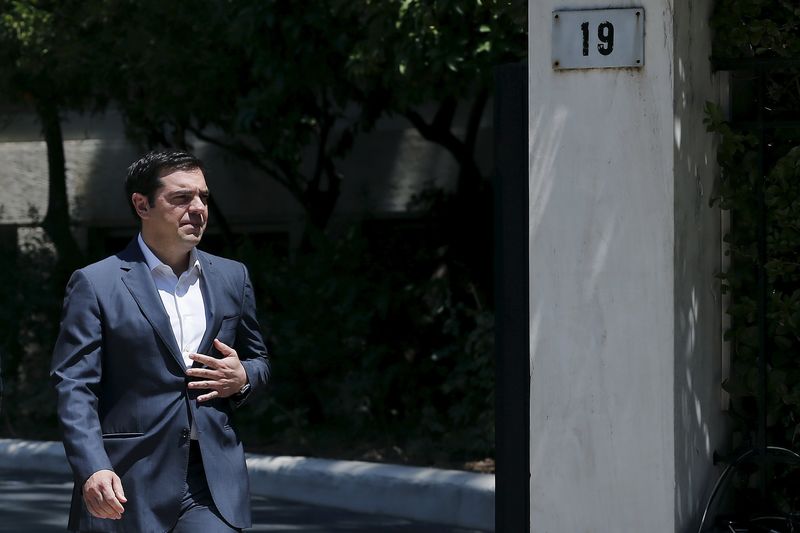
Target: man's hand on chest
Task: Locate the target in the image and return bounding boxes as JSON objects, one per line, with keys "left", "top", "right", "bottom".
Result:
{"left": 185, "top": 338, "right": 248, "bottom": 402}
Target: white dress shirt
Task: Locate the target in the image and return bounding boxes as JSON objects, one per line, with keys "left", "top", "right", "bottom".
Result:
{"left": 138, "top": 234, "right": 207, "bottom": 438}
{"left": 138, "top": 234, "right": 207, "bottom": 367}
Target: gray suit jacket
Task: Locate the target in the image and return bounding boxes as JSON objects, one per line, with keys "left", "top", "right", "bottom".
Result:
{"left": 51, "top": 239, "right": 270, "bottom": 532}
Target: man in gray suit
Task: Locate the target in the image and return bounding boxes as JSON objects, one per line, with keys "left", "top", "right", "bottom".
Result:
{"left": 51, "top": 151, "right": 270, "bottom": 532}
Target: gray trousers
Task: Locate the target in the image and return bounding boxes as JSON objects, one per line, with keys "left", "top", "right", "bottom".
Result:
{"left": 168, "top": 441, "right": 240, "bottom": 533}
{"left": 80, "top": 442, "right": 241, "bottom": 533}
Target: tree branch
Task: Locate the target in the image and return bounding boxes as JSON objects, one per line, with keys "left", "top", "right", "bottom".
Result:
{"left": 37, "top": 99, "right": 82, "bottom": 269}
{"left": 405, "top": 95, "right": 485, "bottom": 196}
{"left": 432, "top": 95, "right": 458, "bottom": 132}
{"left": 405, "top": 107, "right": 468, "bottom": 165}
{"left": 464, "top": 88, "right": 489, "bottom": 154}
{"left": 187, "top": 125, "right": 300, "bottom": 196}
{"left": 311, "top": 113, "right": 332, "bottom": 192}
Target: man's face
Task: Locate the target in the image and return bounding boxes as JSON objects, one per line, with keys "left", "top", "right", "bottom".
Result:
{"left": 134, "top": 168, "right": 209, "bottom": 254}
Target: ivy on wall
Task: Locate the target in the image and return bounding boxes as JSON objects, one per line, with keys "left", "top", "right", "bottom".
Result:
{"left": 707, "top": 0, "right": 800, "bottom": 511}
{"left": 711, "top": 0, "right": 800, "bottom": 57}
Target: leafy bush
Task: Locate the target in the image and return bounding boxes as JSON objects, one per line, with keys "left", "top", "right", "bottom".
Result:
{"left": 0, "top": 224, "right": 494, "bottom": 468}
{"left": 707, "top": 110, "right": 800, "bottom": 511}
{"left": 233, "top": 225, "right": 494, "bottom": 466}
{"left": 707, "top": 0, "right": 800, "bottom": 510}
{"left": 0, "top": 229, "right": 62, "bottom": 438}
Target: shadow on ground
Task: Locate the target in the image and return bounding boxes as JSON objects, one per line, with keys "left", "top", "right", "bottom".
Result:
{"left": 0, "top": 470, "right": 480, "bottom": 532}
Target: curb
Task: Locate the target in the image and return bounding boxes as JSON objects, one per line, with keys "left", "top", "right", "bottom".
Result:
{"left": 246, "top": 454, "right": 494, "bottom": 531}
{"left": 0, "top": 439, "right": 494, "bottom": 531}
{"left": 0, "top": 439, "right": 71, "bottom": 475}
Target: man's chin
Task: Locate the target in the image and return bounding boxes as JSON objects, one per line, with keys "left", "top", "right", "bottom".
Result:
{"left": 180, "top": 230, "right": 204, "bottom": 246}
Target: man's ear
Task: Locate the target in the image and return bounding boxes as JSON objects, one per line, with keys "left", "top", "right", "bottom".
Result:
{"left": 132, "top": 193, "right": 150, "bottom": 219}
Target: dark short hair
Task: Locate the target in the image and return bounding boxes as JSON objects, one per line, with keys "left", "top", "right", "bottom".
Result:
{"left": 124, "top": 150, "right": 205, "bottom": 220}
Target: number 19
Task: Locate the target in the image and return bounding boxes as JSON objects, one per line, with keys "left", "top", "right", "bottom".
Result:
{"left": 581, "top": 21, "right": 615, "bottom": 56}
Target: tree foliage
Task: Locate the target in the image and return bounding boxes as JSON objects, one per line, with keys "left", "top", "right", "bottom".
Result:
{"left": 233, "top": 228, "right": 494, "bottom": 464}
{"left": 708, "top": 0, "right": 800, "bottom": 512}
{"left": 0, "top": 0, "right": 109, "bottom": 271}
{"left": 102, "top": 0, "right": 526, "bottom": 231}
{"left": 350, "top": 0, "right": 525, "bottom": 195}
{"left": 103, "top": 0, "right": 380, "bottom": 230}
{"left": 0, "top": 0, "right": 519, "bottom": 468}
{"left": 712, "top": 0, "right": 800, "bottom": 58}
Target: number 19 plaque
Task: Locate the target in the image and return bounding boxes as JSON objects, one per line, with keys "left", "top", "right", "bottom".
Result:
{"left": 552, "top": 8, "right": 644, "bottom": 70}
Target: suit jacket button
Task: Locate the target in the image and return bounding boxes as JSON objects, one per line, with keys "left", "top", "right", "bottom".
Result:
{"left": 181, "top": 428, "right": 190, "bottom": 439}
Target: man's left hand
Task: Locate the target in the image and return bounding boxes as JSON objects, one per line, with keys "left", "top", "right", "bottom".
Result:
{"left": 186, "top": 339, "right": 248, "bottom": 402}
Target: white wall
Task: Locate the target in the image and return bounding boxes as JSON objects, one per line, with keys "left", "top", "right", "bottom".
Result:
{"left": 529, "top": 0, "right": 725, "bottom": 530}
{"left": 0, "top": 105, "right": 492, "bottom": 231}
{"left": 672, "top": 1, "right": 728, "bottom": 529}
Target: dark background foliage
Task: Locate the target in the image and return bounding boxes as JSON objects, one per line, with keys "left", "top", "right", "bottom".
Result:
{"left": 0, "top": 0, "right": 523, "bottom": 471}
{"left": 708, "top": 0, "right": 800, "bottom": 512}
{"left": 233, "top": 221, "right": 494, "bottom": 466}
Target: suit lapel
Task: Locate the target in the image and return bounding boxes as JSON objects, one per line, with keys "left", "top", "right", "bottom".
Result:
{"left": 118, "top": 239, "right": 185, "bottom": 369}
{"left": 197, "top": 250, "right": 221, "bottom": 357}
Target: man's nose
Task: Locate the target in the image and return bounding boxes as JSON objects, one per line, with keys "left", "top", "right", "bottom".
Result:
{"left": 188, "top": 195, "right": 206, "bottom": 212}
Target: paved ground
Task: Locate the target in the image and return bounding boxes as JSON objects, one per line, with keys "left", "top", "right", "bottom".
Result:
{"left": 0, "top": 469, "right": 479, "bottom": 532}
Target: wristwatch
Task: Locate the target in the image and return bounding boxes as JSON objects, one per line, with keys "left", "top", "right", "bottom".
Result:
{"left": 231, "top": 382, "right": 251, "bottom": 404}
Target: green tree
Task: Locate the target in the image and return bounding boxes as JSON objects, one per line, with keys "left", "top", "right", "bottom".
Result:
{"left": 0, "top": 0, "right": 107, "bottom": 270}
{"left": 103, "top": 0, "right": 375, "bottom": 231}
{"left": 0, "top": 0, "right": 112, "bottom": 434}
{"left": 712, "top": 0, "right": 800, "bottom": 58}
{"left": 350, "top": 0, "right": 526, "bottom": 199}
{"left": 104, "top": 0, "right": 526, "bottom": 236}
{"left": 708, "top": 0, "right": 800, "bottom": 511}
{"left": 348, "top": 0, "right": 526, "bottom": 301}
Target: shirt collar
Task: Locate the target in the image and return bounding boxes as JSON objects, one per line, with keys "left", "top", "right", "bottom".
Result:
{"left": 137, "top": 233, "right": 202, "bottom": 276}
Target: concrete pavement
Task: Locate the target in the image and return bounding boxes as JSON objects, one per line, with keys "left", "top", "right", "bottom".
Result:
{"left": 0, "top": 469, "right": 479, "bottom": 532}
{"left": 0, "top": 439, "right": 494, "bottom": 531}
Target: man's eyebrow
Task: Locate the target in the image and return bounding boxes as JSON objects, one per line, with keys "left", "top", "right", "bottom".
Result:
{"left": 167, "top": 188, "right": 210, "bottom": 195}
